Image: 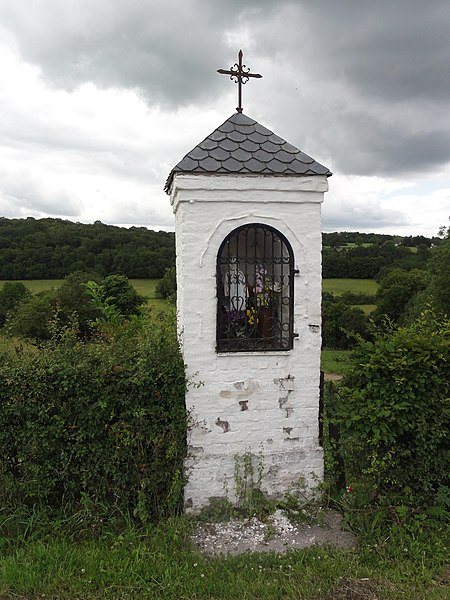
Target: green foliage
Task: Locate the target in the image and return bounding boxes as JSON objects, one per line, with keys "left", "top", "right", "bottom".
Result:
{"left": 322, "top": 238, "right": 429, "bottom": 279}
{"left": 322, "top": 293, "right": 370, "bottom": 349}
{"left": 83, "top": 280, "right": 124, "bottom": 330}
{"left": 155, "top": 266, "right": 177, "bottom": 303}
{"left": 7, "top": 290, "right": 56, "bottom": 340}
{"left": 321, "top": 349, "right": 352, "bottom": 376}
{"left": 55, "top": 271, "right": 102, "bottom": 337}
{"left": 373, "top": 268, "right": 427, "bottom": 324}
{"left": 335, "top": 310, "right": 450, "bottom": 507}
{"left": 427, "top": 235, "right": 450, "bottom": 315}
{"left": 0, "top": 281, "right": 31, "bottom": 326}
{"left": 340, "top": 291, "right": 377, "bottom": 305}
{"left": 4, "top": 272, "right": 145, "bottom": 341}
{"left": 102, "top": 274, "right": 146, "bottom": 316}
{"left": 0, "top": 216, "right": 175, "bottom": 279}
{"left": 233, "top": 448, "right": 270, "bottom": 517}
{"left": 0, "top": 309, "right": 187, "bottom": 521}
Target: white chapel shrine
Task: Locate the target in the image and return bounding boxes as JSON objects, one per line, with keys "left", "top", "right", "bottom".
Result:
{"left": 165, "top": 66, "right": 331, "bottom": 510}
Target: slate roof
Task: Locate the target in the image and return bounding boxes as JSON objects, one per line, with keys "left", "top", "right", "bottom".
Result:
{"left": 164, "top": 112, "right": 331, "bottom": 193}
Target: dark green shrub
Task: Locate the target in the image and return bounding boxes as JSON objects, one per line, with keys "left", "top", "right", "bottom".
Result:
{"left": 7, "top": 290, "right": 57, "bottom": 340}
{"left": 427, "top": 235, "right": 450, "bottom": 315}
{"left": 0, "top": 309, "right": 187, "bottom": 521}
{"left": 102, "top": 274, "right": 146, "bottom": 316}
{"left": 0, "top": 281, "right": 31, "bottom": 326}
{"left": 155, "top": 267, "right": 176, "bottom": 303}
{"left": 340, "top": 291, "right": 376, "bottom": 305}
{"left": 335, "top": 310, "right": 450, "bottom": 507}
{"left": 55, "top": 271, "right": 102, "bottom": 336}
{"left": 322, "top": 293, "right": 370, "bottom": 349}
{"left": 373, "top": 268, "right": 426, "bottom": 324}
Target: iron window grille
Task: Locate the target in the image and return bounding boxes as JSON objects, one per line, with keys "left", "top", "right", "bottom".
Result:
{"left": 216, "top": 223, "right": 295, "bottom": 352}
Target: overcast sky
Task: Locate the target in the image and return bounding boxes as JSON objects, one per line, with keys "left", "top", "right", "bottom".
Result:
{"left": 0, "top": 0, "right": 449, "bottom": 236}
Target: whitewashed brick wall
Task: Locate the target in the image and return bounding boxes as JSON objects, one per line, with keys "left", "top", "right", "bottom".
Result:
{"left": 171, "top": 174, "right": 328, "bottom": 511}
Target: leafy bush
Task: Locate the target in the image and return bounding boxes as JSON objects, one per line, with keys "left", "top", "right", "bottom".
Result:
{"left": 335, "top": 310, "right": 450, "bottom": 507}
{"left": 340, "top": 291, "right": 377, "bottom": 305}
{"left": 373, "top": 268, "right": 426, "bottom": 324}
{"left": 0, "top": 281, "right": 31, "bottom": 327}
{"left": 102, "top": 274, "right": 146, "bottom": 316}
{"left": 5, "top": 272, "right": 145, "bottom": 341}
{"left": 322, "top": 293, "right": 370, "bottom": 349}
{"left": 54, "top": 271, "right": 102, "bottom": 337}
{"left": 427, "top": 235, "right": 450, "bottom": 315}
{"left": 0, "top": 309, "right": 187, "bottom": 521}
{"left": 7, "top": 290, "right": 57, "bottom": 340}
{"left": 155, "top": 267, "right": 177, "bottom": 303}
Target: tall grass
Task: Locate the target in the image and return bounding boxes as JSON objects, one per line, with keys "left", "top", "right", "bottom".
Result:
{"left": 0, "top": 507, "right": 447, "bottom": 599}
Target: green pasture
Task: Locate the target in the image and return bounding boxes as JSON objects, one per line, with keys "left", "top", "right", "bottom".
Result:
{"left": 321, "top": 349, "right": 352, "bottom": 376}
{"left": 0, "top": 278, "right": 159, "bottom": 296}
{"left": 0, "top": 278, "right": 168, "bottom": 310}
{"left": 2, "top": 278, "right": 377, "bottom": 296}
{"left": 1, "top": 277, "right": 377, "bottom": 314}
{"left": 354, "top": 303, "right": 376, "bottom": 315}
{"left": 0, "top": 279, "right": 64, "bottom": 293}
{"left": 322, "top": 278, "right": 378, "bottom": 295}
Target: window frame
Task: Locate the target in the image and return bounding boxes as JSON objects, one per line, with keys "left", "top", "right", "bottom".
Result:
{"left": 216, "top": 223, "right": 296, "bottom": 353}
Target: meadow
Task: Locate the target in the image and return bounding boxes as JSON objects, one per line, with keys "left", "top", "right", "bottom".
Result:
{"left": 322, "top": 278, "right": 378, "bottom": 295}
{"left": 0, "top": 278, "right": 168, "bottom": 311}
{"left": 2, "top": 277, "right": 378, "bottom": 297}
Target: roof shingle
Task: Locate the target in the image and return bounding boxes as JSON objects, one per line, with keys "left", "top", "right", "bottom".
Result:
{"left": 164, "top": 112, "right": 332, "bottom": 193}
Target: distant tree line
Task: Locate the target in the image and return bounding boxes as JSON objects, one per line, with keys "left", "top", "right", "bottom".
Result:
{"left": 0, "top": 217, "right": 175, "bottom": 279}
{"left": 322, "top": 230, "right": 450, "bottom": 349}
{"left": 322, "top": 239, "right": 432, "bottom": 279}
{"left": 0, "top": 217, "right": 442, "bottom": 281}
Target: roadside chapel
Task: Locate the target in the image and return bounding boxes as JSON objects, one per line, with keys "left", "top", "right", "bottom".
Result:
{"left": 165, "top": 52, "right": 331, "bottom": 511}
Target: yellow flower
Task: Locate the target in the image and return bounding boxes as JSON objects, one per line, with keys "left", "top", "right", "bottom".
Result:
{"left": 246, "top": 307, "right": 258, "bottom": 325}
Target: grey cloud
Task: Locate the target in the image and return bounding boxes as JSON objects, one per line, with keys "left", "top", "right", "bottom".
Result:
{"left": 0, "top": 171, "right": 82, "bottom": 218}
{"left": 1, "top": 0, "right": 449, "bottom": 186}
{"left": 0, "top": 0, "right": 279, "bottom": 106}
{"left": 303, "top": 1, "right": 450, "bottom": 104}
{"left": 322, "top": 202, "right": 409, "bottom": 231}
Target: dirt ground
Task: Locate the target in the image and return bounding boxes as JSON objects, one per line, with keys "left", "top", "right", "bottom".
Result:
{"left": 192, "top": 509, "right": 356, "bottom": 556}
{"left": 323, "top": 373, "right": 344, "bottom": 382}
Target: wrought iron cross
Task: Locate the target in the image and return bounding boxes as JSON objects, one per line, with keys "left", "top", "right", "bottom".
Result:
{"left": 217, "top": 50, "right": 262, "bottom": 113}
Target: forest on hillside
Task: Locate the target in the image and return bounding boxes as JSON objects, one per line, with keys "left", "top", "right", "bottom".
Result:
{"left": 0, "top": 217, "right": 175, "bottom": 279}
{"left": 0, "top": 216, "right": 440, "bottom": 280}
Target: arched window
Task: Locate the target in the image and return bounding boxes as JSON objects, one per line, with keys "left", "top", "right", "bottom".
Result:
{"left": 216, "top": 223, "right": 296, "bottom": 352}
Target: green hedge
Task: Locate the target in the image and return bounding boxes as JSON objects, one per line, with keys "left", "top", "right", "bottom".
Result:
{"left": 0, "top": 311, "right": 187, "bottom": 521}
{"left": 335, "top": 310, "right": 450, "bottom": 507}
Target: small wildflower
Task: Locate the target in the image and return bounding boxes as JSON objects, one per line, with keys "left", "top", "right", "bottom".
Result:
{"left": 346, "top": 485, "right": 353, "bottom": 493}
{"left": 200, "top": 573, "right": 205, "bottom": 578}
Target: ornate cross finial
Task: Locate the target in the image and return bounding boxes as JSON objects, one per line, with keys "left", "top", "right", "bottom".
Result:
{"left": 217, "top": 50, "right": 262, "bottom": 113}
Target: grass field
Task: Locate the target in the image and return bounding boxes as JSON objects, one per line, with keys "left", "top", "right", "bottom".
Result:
{"left": 321, "top": 349, "right": 352, "bottom": 376}
{"left": 3, "top": 278, "right": 377, "bottom": 296}
{"left": 0, "top": 278, "right": 168, "bottom": 310}
{"left": 1, "top": 277, "right": 377, "bottom": 316}
{"left": 0, "top": 278, "right": 160, "bottom": 296}
{"left": 322, "top": 278, "right": 378, "bottom": 295}
{"left": 354, "top": 303, "right": 377, "bottom": 315}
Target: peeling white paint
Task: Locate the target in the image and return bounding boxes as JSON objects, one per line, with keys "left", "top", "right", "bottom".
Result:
{"left": 171, "top": 173, "right": 327, "bottom": 511}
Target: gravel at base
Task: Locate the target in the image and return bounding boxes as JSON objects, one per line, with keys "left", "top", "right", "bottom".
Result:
{"left": 192, "top": 509, "right": 356, "bottom": 556}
